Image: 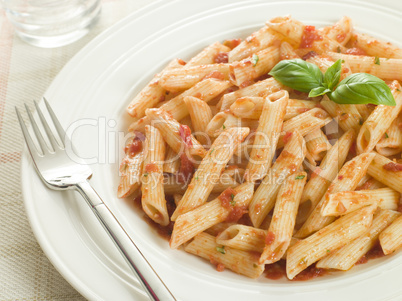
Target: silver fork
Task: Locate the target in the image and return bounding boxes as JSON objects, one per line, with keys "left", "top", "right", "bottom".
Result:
{"left": 16, "top": 98, "right": 176, "bottom": 301}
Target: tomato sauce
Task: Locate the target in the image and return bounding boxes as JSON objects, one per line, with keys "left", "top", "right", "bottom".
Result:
{"left": 223, "top": 39, "right": 242, "bottom": 50}
{"left": 302, "top": 51, "right": 318, "bottom": 60}
{"left": 300, "top": 26, "right": 323, "bottom": 49}
{"left": 179, "top": 124, "right": 193, "bottom": 147}
{"left": 124, "top": 138, "right": 143, "bottom": 157}
{"left": 214, "top": 52, "right": 229, "bottom": 63}
{"left": 345, "top": 47, "right": 367, "bottom": 56}
{"left": 356, "top": 243, "right": 386, "bottom": 265}
{"left": 383, "top": 162, "right": 402, "bottom": 171}
{"left": 178, "top": 153, "right": 195, "bottom": 184}
{"left": 265, "top": 231, "right": 275, "bottom": 245}
{"left": 144, "top": 163, "right": 159, "bottom": 173}
{"left": 204, "top": 71, "right": 226, "bottom": 80}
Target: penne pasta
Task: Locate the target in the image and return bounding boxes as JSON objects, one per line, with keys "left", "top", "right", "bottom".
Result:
{"left": 287, "top": 204, "right": 376, "bottom": 279}
{"left": 304, "top": 129, "right": 332, "bottom": 162}
{"left": 229, "top": 46, "right": 280, "bottom": 87}
{"left": 171, "top": 127, "right": 250, "bottom": 220}
{"left": 296, "top": 152, "right": 376, "bottom": 238}
{"left": 146, "top": 108, "right": 207, "bottom": 159}
{"left": 184, "top": 232, "right": 265, "bottom": 278}
{"left": 159, "top": 63, "right": 230, "bottom": 93}
{"left": 129, "top": 78, "right": 232, "bottom": 132}
{"left": 321, "top": 188, "right": 400, "bottom": 216}
{"left": 259, "top": 171, "right": 307, "bottom": 264}
{"left": 367, "top": 152, "right": 402, "bottom": 193}
{"left": 141, "top": 125, "right": 169, "bottom": 226}
{"left": 316, "top": 209, "right": 400, "bottom": 270}
{"left": 170, "top": 182, "right": 253, "bottom": 248}
{"left": 163, "top": 146, "right": 180, "bottom": 174}
{"left": 126, "top": 58, "right": 184, "bottom": 118}
{"left": 248, "top": 131, "right": 306, "bottom": 227}
{"left": 348, "top": 32, "right": 402, "bottom": 59}
{"left": 186, "top": 41, "right": 231, "bottom": 66}
{"left": 375, "top": 114, "right": 402, "bottom": 156}
{"left": 356, "top": 82, "right": 402, "bottom": 153}
{"left": 319, "top": 16, "right": 353, "bottom": 46}
{"left": 184, "top": 96, "right": 213, "bottom": 146}
{"left": 379, "top": 215, "right": 402, "bottom": 255}
{"left": 245, "top": 91, "right": 288, "bottom": 182}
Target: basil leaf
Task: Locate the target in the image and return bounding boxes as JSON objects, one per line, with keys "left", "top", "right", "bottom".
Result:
{"left": 329, "top": 73, "right": 396, "bottom": 106}
{"left": 269, "top": 59, "right": 323, "bottom": 93}
{"left": 324, "top": 59, "right": 342, "bottom": 90}
{"left": 309, "top": 86, "right": 331, "bottom": 98}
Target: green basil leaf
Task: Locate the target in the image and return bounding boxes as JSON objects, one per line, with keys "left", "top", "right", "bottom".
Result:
{"left": 269, "top": 59, "right": 323, "bottom": 93}
{"left": 309, "top": 86, "right": 331, "bottom": 98}
{"left": 324, "top": 59, "right": 342, "bottom": 90}
{"left": 329, "top": 73, "right": 396, "bottom": 106}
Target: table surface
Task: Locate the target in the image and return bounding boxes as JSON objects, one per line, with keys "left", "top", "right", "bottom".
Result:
{"left": 0, "top": 1, "right": 156, "bottom": 300}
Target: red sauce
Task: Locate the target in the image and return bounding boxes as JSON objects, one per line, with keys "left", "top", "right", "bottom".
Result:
{"left": 265, "top": 261, "right": 287, "bottom": 280}
{"left": 204, "top": 71, "right": 225, "bottom": 80}
{"left": 179, "top": 124, "right": 193, "bottom": 147}
{"left": 144, "top": 163, "right": 159, "bottom": 173}
{"left": 297, "top": 108, "right": 310, "bottom": 114}
{"left": 338, "top": 175, "right": 344, "bottom": 180}
{"left": 292, "top": 265, "right": 327, "bottom": 281}
{"left": 336, "top": 33, "right": 346, "bottom": 43}
{"left": 177, "top": 59, "right": 187, "bottom": 65}
{"left": 300, "top": 26, "right": 323, "bottom": 49}
{"left": 214, "top": 52, "right": 229, "bottom": 63}
{"left": 356, "top": 243, "right": 386, "bottom": 265}
{"left": 124, "top": 138, "right": 143, "bottom": 157}
{"left": 219, "top": 188, "right": 238, "bottom": 208}
{"left": 302, "top": 51, "right": 318, "bottom": 60}
{"left": 265, "top": 231, "right": 275, "bottom": 245}
{"left": 383, "top": 162, "right": 402, "bottom": 171}
{"left": 216, "top": 263, "right": 225, "bottom": 272}
{"left": 223, "top": 39, "right": 242, "bottom": 50}
{"left": 282, "top": 132, "right": 293, "bottom": 144}
{"left": 239, "top": 80, "right": 254, "bottom": 89}
{"left": 225, "top": 206, "right": 248, "bottom": 223}
{"left": 178, "top": 153, "right": 195, "bottom": 184}
{"left": 345, "top": 47, "right": 367, "bottom": 56}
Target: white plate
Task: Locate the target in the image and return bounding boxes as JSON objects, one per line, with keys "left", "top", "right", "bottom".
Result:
{"left": 21, "top": 0, "right": 402, "bottom": 300}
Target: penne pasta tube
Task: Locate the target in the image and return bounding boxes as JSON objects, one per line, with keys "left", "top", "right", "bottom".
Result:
{"left": 260, "top": 171, "right": 307, "bottom": 264}
{"left": 320, "top": 96, "right": 362, "bottom": 133}
{"left": 248, "top": 131, "right": 306, "bottom": 228}
{"left": 379, "top": 215, "right": 402, "bottom": 255}
{"left": 216, "top": 224, "right": 266, "bottom": 253}
{"left": 170, "top": 182, "right": 253, "bottom": 248}
{"left": 319, "top": 16, "right": 353, "bottom": 46}
{"left": 218, "top": 77, "right": 287, "bottom": 110}
{"left": 184, "top": 96, "right": 213, "bottom": 146}
{"left": 146, "top": 108, "right": 207, "bottom": 158}
{"left": 205, "top": 222, "right": 235, "bottom": 236}
{"left": 367, "top": 152, "right": 402, "bottom": 193}
{"left": 229, "top": 46, "right": 281, "bottom": 87}
{"left": 304, "top": 129, "right": 332, "bottom": 162}
{"left": 266, "top": 15, "right": 345, "bottom": 53}
{"left": 327, "top": 52, "right": 402, "bottom": 81}
{"left": 117, "top": 134, "right": 145, "bottom": 198}
{"left": 173, "top": 194, "right": 182, "bottom": 206}
{"left": 280, "top": 41, "right": 300, "bottom": 60}
{"left": 277, "top": 108, "right": 333, "bottom": 148}
{"left": 375, "top": 115, "right": 402, "bottom": 156}
{"left": 126, "top": 58, "right": 184, "bottom": 118}
{"left": 296, "top": 152, "right": 376, "bottom": 238}
{"left": 229, "top": 96, "right": 316, "bottom": 120}
{"left": 163, "top": 146, "right": 180, "bottom": 174}
{"left": 316, "top": 209, "right": 400, "bottom": 270}
{"left": 184, "top": 232, "right": 265, "bottom": 279}
{"left": 186, "top": 41, "right": 231, "bottom": 66}
{"left": 356, "top": 82, "right": 402, "bottom": 153}
{"left": 141, "top": 125, "right": 169, "bottom": 226}
{"left": 228, "top": 26, "right": 288, "bottom": 63}
{"left": 129, "top": 78, "right": 231, "bottom": 132}
{"left": 348, "top": 32, "right": 402, "bottom": 59}
{"left": 159, "top": 63, "right": 230, "bottom": 93}
{"left": 171, "top": 127, "right": 250, "bottom": 220}
{"left": 245, "top": 91, "right": 288, "bottom": 182}
{"left": 321, "top": 188, "right": 400, "bottom": 217}
{"left": 287, "top": 204, "right": 376, "bottom": 280}
{"left": 205, "top": 111, "right": 242, "bottom": 138}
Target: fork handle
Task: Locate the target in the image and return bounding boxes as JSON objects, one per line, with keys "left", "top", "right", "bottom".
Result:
{"left": 75, "top": 181, "right": 176, "bottom": 301}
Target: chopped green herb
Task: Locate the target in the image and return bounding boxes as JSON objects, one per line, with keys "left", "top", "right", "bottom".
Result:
{"left": 385, "top": 132, "right": 389, "bottom": 138}
{"left": 337, "top": 46, "right": 341, "bottom": 53}
{"left": 295, "top": 175, "right": 306, "bottom": 180}
{"left": 359, "top": 118, "right": 364, "bottom": 125}
{"left": 216, "top": 246, "right": 226, "bottom": 254}
{"left": 222, "top": 124, "right": 226, "bottom": 129}
{"left": 327, "top": 249, "right": 331, "bottom": 253}
{"left": 251, "top": 54, "right": 259, "bottom": 66}
{"left": 210, "top": 148, "right": 215, "bottom": 156}
{"left": 143, "top": 172, "right": 148, "bottom": 177}
{"left": 374, "top": 56, "right": 381, "bottom": 65}
{"left": 253, "top": 264, "right": 258, "bottom": 268}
